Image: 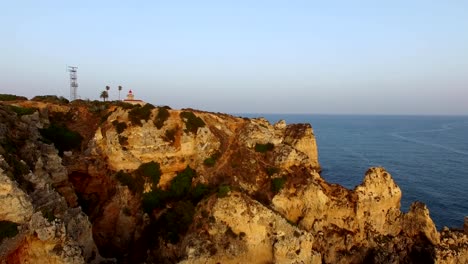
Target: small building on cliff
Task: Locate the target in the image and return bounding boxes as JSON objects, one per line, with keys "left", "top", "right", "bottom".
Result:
{"left": 123, "top": 90, "right": 145, "bottom": 105}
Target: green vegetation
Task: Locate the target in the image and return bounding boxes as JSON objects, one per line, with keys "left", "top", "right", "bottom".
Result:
{"left": 0, "top": 221, "right": 19, "bottom": 241}
{"left": 168, "top": 166, "right": 195, "bottom": 199}
{"left": 142, "top": 189, "right": 168, "bottom": 213}
{"left": 31, "top": 95, "right": 69, "bottom": 104}
{"left": 0, "top": 94, "right": 27, "bottom": 101}
{"left": 254, "top": 142, "right": 274, "bottom": 153}
{"left": 114, "top": 101, "right": 136, "bottom": 110}
{"left": 154, "top": 107, "right": 170, "bottom": 129}
{"left": 217, "top": 185, "right": 231, "bottom": 198}
{"left": 203, "top": 152, "right": 220, "bottom": 167}
{"left": 128, "top": 103, "right": 155, "bottom": 126}
{"left": 112, "top": 120, "right": 128, "bottom": 134}
{"left": 158, "top": 200, "right": 195, "bottom": 244}
{"left": 266, "top": 167, "right": 279, "bottom": 176}
{"left": 271, "top": 177, "right": 286, "bottom": 193}
{"left": 190, "top": 183, "right": 210, "bottom": 203}
{"left": 39, "top": 124, "right": 83, "bottom": 156}
{"left": 137, "top": 166, "right": 216, "bottom": 245}
{"left": 9, "top": 105, "right": 36, "bottom": 116}
{"left": 100, "top": 90, "right": 109, "bottom": 102}
{"left": 136, "top": 161, "right": 161, "bottom": 189}
{"left": 115, "top": 170, "right": 141, "bottom": 193}
{"left": 203, "top": 157, "right": 216, "bottom": 167}
{"left": 180, "top": 111, "right": 205, "bottom": 134}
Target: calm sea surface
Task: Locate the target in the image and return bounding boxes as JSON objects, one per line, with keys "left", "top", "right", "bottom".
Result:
{"left": 242, "top": 114, "right": 468, "bottom": 229}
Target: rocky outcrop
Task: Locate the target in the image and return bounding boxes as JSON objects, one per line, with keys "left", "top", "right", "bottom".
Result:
{"left": 0, "top": 99, "right": 466, "bottom": 263}
{"left": 0, "top": 166, "right": 33, "bottom": 224}
{"left": 179, "top": 191, "right": 321, "bottom": 264}
{"left": 0, "top": 103, "right": 103, "bottom": 264}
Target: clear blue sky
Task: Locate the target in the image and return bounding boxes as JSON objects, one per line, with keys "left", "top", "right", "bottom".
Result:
{"left": 1, "top": 1, "right": 467, "bottom": 114}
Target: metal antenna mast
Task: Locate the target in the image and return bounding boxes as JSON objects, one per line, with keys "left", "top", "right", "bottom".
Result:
{"left": 67, "top": 66, "right": 78, "bottom": 101}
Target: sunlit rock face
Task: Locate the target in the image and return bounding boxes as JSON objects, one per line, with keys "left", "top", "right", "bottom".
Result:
{"left": 1, "top": 99, "right": 466, "bottom": 264}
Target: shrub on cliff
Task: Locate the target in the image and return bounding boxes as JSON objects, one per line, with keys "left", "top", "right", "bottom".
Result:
{"left": 154, "top": 106, "right": 170, "bottom": 129}
{"left": 39, "top": 124, "right": 83, "bottom": 156}
{"left": 115, "top": 170, "right": 145, "bottom": 193}
{"left": 0, "top": 94, "right": 27, "bottom": 101}
{"left": 142, "top": 189, "right": 168, "bottom": 213}
{"left": 136, "top": 161, "right": 161, "bottom": 189}
{"left": 266, "top": 167, "right": 279, "bottom": 176}
{"left": 254, "top": 142, "right": 274, "bottom": 153}
{"left": 163, "top": 128, "right": 177, "bottom": 144}
{"left": 217, "top": 185, "right": 231, "bottom": 198}
{"left": 203, "top": 152, "right": 220, "bottom": 167}
{"left": 169, "top": 166, "right": 195, "bottom": 199}
{"left": 128, "top": 103, "right": 155, "bottom": 126}
{"left": 0, "top": 221, "right": 19, "bottom": 241}
{"left": 190, "top": 183, "right": 211, "bottom": 203}
{"left": 271, "top": 177, "right": 286, "bottom": 193}
{"left": 32, "top": 95, "right": 69, "bottom": 104}
{"left": 157, "top": 200, "right": 195, "bottom": 243}
{"left": 112, "top": 120, "right": 127, "bottom": 134}
{"left": 180, "top": 111, "right": 205, "bottom": 134}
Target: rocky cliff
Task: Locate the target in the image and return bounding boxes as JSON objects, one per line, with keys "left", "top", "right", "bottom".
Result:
{"left": 0, "top": 97, "right": 466, "bottom": 264}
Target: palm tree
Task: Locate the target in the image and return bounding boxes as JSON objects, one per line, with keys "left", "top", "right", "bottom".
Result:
{"left": 100, "top": 90, "right": 109, "bottom": 102}
{"left": 118, "top": 85, "right": 122, "bottom": 100}
{"left": 105, "top": 86, "right": 110, "bottom": 100}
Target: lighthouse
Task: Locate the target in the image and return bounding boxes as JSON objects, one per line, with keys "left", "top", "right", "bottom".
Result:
{"left": 123, "top": 90, "right": 145, "bottom": 105}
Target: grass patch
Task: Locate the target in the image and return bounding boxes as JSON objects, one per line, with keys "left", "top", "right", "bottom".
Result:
{"left": 180, "top": 111, "right": 205, "bottom": 134}
{"left": 271, "top": 177, "right": 286, "bottom": 193}
{"left": 154, "top": 107, "right": 170, "bottom": 129}
{"left": 254, "top": 143, "right": 274, "bottom": 153}
{"left": 128, "top": 103, "right": 155, "bottom": 126}
{"left": 9, "top": 105, "right": 36, "bottom": 116}
{"left": 39, "top": 124, "right": 83, "bottom": 156}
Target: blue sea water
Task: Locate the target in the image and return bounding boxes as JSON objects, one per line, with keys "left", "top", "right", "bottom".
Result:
{"left": 243, "top": 114, "right": 468, "bottom": 229}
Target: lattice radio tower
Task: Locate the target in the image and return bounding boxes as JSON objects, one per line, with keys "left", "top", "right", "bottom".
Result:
{"left": 67, "top": 66, "right": 78, "bottom": 101}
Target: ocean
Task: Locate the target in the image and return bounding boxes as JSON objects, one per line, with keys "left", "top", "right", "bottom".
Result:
{"left": 243, "top": 114, "right": 468, "bottom": 229}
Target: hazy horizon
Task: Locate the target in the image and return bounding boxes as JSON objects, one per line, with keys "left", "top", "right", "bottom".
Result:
{"left": 2, "top": 1, "right": 468, "bottom": 115}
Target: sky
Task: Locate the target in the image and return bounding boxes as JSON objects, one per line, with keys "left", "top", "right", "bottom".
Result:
{"left": 1, "top": 1, "right": 468, "bottom": 115}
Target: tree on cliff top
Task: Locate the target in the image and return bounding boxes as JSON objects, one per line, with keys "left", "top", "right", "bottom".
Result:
{"left": 100, "top": 90, "right": 109, "bottom": 102}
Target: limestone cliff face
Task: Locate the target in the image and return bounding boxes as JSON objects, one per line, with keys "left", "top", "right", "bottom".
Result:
{"left": 0, "top": 103, "right": 102, "bottom": 264}
{"left": 1, "top": 99, "right": 466, "bottom": 264}
{"left": 0, "top": 166, "right": 33, "bottom": 224}
{"left": 179, "top": 191, "right": 321, "bottom": 264}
